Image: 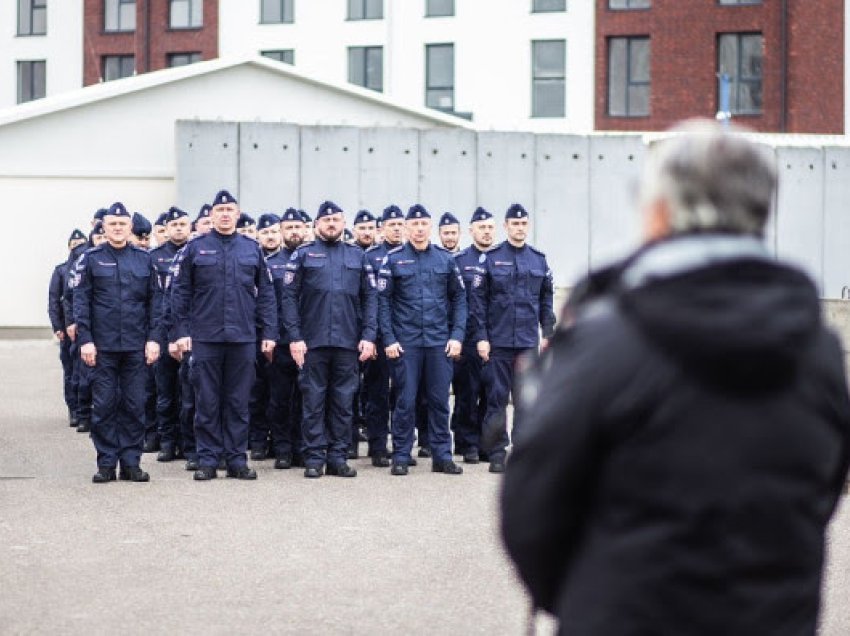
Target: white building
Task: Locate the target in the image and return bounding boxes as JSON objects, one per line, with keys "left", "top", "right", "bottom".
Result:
{"left": 0, "top": 0, "right": 83, "bottom": 109}
{"left": 219, "top": 0, "right": 596, "bottom": 133}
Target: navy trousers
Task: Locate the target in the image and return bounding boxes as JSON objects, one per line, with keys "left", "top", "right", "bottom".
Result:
{"left": 249, "top": 351, "right": 271, "bottom": 452}
{"left": 154, "top": 353, "right": 181, "bottom": 450}
{"left": 179, "top": 355, "right": 197, "bottom": 461}
{"left": 299, "top": 347, "right": 358, "bottom": 468}
{"left": 390, "top": 346, "right": 453, "bottom": 465}
{"left": 450, "top": 343, "right": 488, "bottom": 454}
{"left": 192, "top": 342, "right": 255, "bottom": 470}
{"left": 59, "top": 337, "right": 77, "bottom": 414}
{"left": 481, "top": 347, "right": 532, "bottom": 459}
{"left": 70, "top": 341, "right": 93, "bottom": 422}
{"left": 144, "top": 365, "right": 157, "bottom": 443}
{"left": 268, "top": 346, "right": 301, "bottom": 459}
{"left": 90, "top": 350, "right": 146, "bottom": 469}
{"left": 362, "top": 346, "right": 391, "bottom": 457}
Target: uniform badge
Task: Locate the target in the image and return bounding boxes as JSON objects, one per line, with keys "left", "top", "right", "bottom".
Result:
{"left": 368, "top": 273, "right": 377, "bottom": 288}
{"left": 472, "top": 274, "right": 482, "bottom": 288}
{"left": 479, "top": 253, "right": 486, "bottom": 264}
{"left": 377, "top": 279, "right": 387, "bottom": 291}
{"left": 284, "top": 271, "right": 295, "bottom": 285}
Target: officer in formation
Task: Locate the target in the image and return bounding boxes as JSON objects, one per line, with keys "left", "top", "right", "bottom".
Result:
{"left": 54, "top": 195, "right": 555, "bottom": 480}
{"left": 73, "top": 203, "right": 161, "bottom": 483}
{"left": 282, "top": 201, "right": 376, "bottom": 478}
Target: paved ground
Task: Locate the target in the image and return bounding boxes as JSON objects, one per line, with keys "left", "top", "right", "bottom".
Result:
{"left": 0, "top": 340, "right": 847, "bottom": 635}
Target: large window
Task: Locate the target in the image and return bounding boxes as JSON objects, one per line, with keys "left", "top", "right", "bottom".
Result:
{"left": 348, "top": 0, "right": 382, "bottom": 20}
{"left": 609, "top": 0, "right": 651, "bottom": 9}
{"left": 608, "top": 36, "right": 650, "bottom": 117}
{"left": 532, "top": 0, "right": 566, "bottom": 12}
{"left": 103, "top": 55, "right": 135, "bottom": 81}
{"left": 17, "top": 61, "right": 46, "bottom": 103}
{"left": 18, "top": 0, "right": 47, "bottom": 36}
{"left": 532, "top": 40, "right": 566, "bottom": 118}
{"left": 262, "top": 49, "right": 294, "bottom": 64}
{"left": 104, "top": 0, "right": 135, "bottom": 32}
{"left": 718, "top": 33, "right": 763, "bottom": 114}
{"left": 170, "top": 0, "right": 202, "bottom": 29}
{"left": 260, "top": 0, "right": 294, "bottom": 23}
{"left": 719, "top": 0, "right": 761, "bottom": 5}
{"left": 348, "top": 46, "right": 383, "bottom": 92}
{"left": 426, "top": 0, "right": 454, "bottom": 17}
{"left": 426, "top": 44, "right": 454, "bottom": 111}
{"left": 168, "top": 52, "right": 202, "bottom": 67}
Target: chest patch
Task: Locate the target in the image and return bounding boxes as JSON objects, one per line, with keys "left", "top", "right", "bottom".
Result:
{"left": 199, "top": 250, "right": 217, "bottom": 255}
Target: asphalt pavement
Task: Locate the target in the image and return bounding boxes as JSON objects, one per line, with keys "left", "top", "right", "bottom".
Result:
{"left": 0, "top": 340, "right": 847, "bottom": 635}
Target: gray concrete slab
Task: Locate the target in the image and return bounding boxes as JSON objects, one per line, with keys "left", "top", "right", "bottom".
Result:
{"left": 0, "top": 341, "right": 847, "bottom": 635}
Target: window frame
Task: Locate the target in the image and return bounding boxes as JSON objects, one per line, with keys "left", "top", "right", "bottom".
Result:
{"left": 17, "top": 0, "right": 47, "bottom": 36}
{"left": 347, "top": 0, "right": 383, "bottom": 21}
{"left": 167, "top": 52, "right": 202, "bottom": 67}
{"left": 425, "top": 0, "right": 454, "bottom": 17}
{"left": 17, "top": 60, "right": 46, "bottom": 103}
{"left": 531, "top": 0, "right": 566, "bottom": 13}
{"left": 607, "top": 0, "right": 651, "bottom": 10}
{"left": 104, "top": 0, "right": 136, "bottom": 33}
{"left": 531, "top": 39, "right": 566, "bottom": 118}
{"left": 425, "top": 42, "right": 455, "bottom": 112}
{"left": 261, "top": 49, "right": 295, "bottom": 64}
{"left": 169, "top": 0, "right": 203, "bottom": 30}
{"left": 607, "top": 35, "right": 651, "bottom": 117}
{"left": 717, "top": 32, "right": 764, "bottom": 115}
{"left": 348, "top": 45, "right": 383, "bottom": 92}
{"left": 718, "top": 0, "right": 762, "bottom": 5}
{"left": 102, "top": 54, "right": 135, "bottom": 81}
{"left": 259, "top": 0, "right": 294, "bottom": 24}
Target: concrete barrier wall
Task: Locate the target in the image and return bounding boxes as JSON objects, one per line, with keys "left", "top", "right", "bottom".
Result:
{"left": 177, "top": 121, "right": 850, "bottom": 295}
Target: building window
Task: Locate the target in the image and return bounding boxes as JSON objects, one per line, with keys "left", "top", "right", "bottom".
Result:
{"left": 532, "top": 0, "right": 566, "bottom": 12}
{"left": 170, "top": 0, "right": 202, "bottom": 29}
{"left": 426, "top": 43, "right": 454, "bottom": 111}
{"left": 718, "top": 33, "right": 763, "bottom": 114}
{"left": 531, "top": 40, "right": 566, "bottom": 118}
{"left": 260, "top": 0, "right": 294, "bottom": 23}
{"left": 168, "top": 52, "right": 202, "bottom": 67}
{"left": 104, "top": 0, "right": 135, "bottom": 32}
{"left": 102, "top": 55, "right": 135, "bottom": 81}
{"left": 426, "top": 0, "right": 454, "bottom": 17}
{"left": 17, "top": 61, "right": 46, "bottom": 103}
{"left": 609, "top": 0, "right": 651, "bottom": 9}
{"left": 348, "top": 0, "right": 382, "bottom": 20}
{"left": 348, "top": 46, "right": 383, "bottom": 92}
{"left": 608, "top": 36, "right": 650, "bottom": 116}
{"left": 262, "top": 49, "right": 294, "bottom": 64}
{"left": 18, "top": 0, "right": 47, "bottom": 36}
{"left": 718, "top": 0, "right": 761, "bottom": 5}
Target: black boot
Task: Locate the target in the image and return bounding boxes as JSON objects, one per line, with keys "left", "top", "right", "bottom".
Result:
{"left": 76, "top": 418, "right": 91, "bottom": 433}
{"left": 119, "top": 466, "right": 150, "bottom": 482}
{"left": 92, "top": 467, "right": 116, "bottom": 483}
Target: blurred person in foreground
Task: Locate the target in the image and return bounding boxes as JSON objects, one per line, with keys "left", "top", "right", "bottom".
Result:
{"left": 501, "top": 119, "right": 850, "bottom": 634}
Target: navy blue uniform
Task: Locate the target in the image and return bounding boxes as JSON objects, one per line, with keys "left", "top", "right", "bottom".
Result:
{"left": 450, "top": 245, "right": 489, "bottom": 456}
{"left": 49, "top": 262, "right": 76, "bottom": 421}
{"left": 282, "top": 238, "right": 377, "bottom": 469}
{"left": 65, "top": 243, "right": 94, "bottom": 426}
{"left": 471, "top": 240, "right": 555, "bottom": 460}
{"left": 73, "top": 243, "right": 160, "bottom": 470}
{"left": 377, "top": 242, "right": 467, "bottom": 465}
{"left": 170, "top": 230, "right": 278, "bottom": 471}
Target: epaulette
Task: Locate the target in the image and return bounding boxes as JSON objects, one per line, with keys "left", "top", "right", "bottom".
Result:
{"left": 86, "top": 245, "right": 104, "bottom": 254}
{"left": 386, "top": 245, "right": 404, "bottom": 256}
{"left": 365, "top": 244, "right": 382, "bottom": 254}
{"left": 527, "top": 244, "right": 546, "bottom": 257}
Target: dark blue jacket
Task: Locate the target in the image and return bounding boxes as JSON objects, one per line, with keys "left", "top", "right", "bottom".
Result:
{"left": 149, "top": 241, "right": 186, "bottom": 346}
{"left": 170, "top": 230, "right": 277, "bottom": 344}
{"left": 48, "top": 262, "right": 66, "bottom": 333}
{"left": 453, "top": 245, "right": 488, "bottom": 345}
{"left": 281, "top": 239, "right": 376, "bottom": 350}
{"left": 365, "top": 242, "right": 402, "bottom": 344}
{"left": 72, "top": 243, "right": 160, "bottom": 352}
{"left": 471, "top": 240, "right": 556, "bottom": 349}
{"left": 265, "top": 246, "right": 295, "bottom": 344}
{"left": 62, "top": 242, "right": 90, "bottom": 327}
{"left": 377, "top": 242, "right": 467, "bottom": 348}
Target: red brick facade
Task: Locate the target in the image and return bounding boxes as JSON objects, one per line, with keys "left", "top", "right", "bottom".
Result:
{"left": 595, "top": 0, "right": 844, "bottom": 134}
{"left": 83, "top": 0, "right": 218, "bottom": 86}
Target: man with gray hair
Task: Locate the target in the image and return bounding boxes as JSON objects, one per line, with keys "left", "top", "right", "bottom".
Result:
{"left": 501, "top": 119, "right": 850, "bottom": 634}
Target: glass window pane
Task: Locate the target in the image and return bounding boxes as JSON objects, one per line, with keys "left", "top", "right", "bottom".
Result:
{"left": 104, "top": 0, "right": 117, "bottom": 30}
{"left": 283, "top": 0, "right": 293, "bottom": 22}
{"left": 739, "top": 81, "right": 762, "bottom": 112}
{"left": 533, "top": 0, "right": 566, "bottom": 12}
{"left": 349, "top": 48, "right": 365, "bottom": 86}
{"left": 366, "top": 47, "right": 383, "bottom": 91}
{"left": 533, "top": 41, "right": 565, "bottom": 78}
{"left": 121, "top": 0, "right": 136, "bottom": 30}
{"left": 427, "top": 45, "right": 453, "bottom": 87}
{"left": 32, "top": 61, "right": 46, "bottom": 98}
{"left": 349, "top": 0, "right": 361, "bottom": 19}
{"left": 366, "top": 0, "right": 382, "bottom": 18}
{"left": 533, "top": 80, "right": 565, "bottom": 117}
{"left": 171, "top": 0, "right": 189, "bottom": 27}
{"left": 261, "top": 0, "right": 279, "bottom": 22}
{"left": 608, "top": 38, "right": 626, "bottom": 116}
{"left": 122, "top": 56, "right": 134, "bottom": 77}
{"left": 427, "top": 88, "right": 453, "bottom": 110}
{"left": 426, "top": 0, "right": 454, "bottom": 16}
{"left": 191, "top": 0, "right": 202, "bottom": 26}
{"left": 629, "top": 38, "right": 649, "bottom": 82}
{"left": 718, "top": 34, "right": 737, "bottom": 77}
{"left": 17, "top": 63, "right": 30, "bottom": 102}
{"left": 741, "top": 34, "right": 763, "bottom": 79}
{"left": 18, "top": 0, "right": 30, "bottom": 34}
{"left": 32, "top": 6, "right": 46, "bottom": 34}
{"left": 628, "top": 84, "right": 649, "bottom": 116}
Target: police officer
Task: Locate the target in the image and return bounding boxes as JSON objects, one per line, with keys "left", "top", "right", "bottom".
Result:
{"left": 451, "top": 207, "right": 496, "bottom": 463}
{"left": 282, "top": 201, "right": 376, "bottom": 479}
{"left": 131, "top": 213, "right": 153, "bottom": 249}
{"left": 438, "top": 212, "right": 461, "bottom": 253}
{"left": 149, "top": 206, "right": 191, "bottom": 462}
{"left": 350, "top": 209, "right": 377, "bottom": 450}
{"left": 300, "top": 210, "right": 315, "bottom": 243}
{"left": 171, "top": 190, "right": 278, "bottom": 481}
{"left": 237, "top": 213, "right": 257, "bottom": 240}
{"left": 377, "top": 204, "right": 467, "bottom": 476}
{"left": 73, "top": 202, "right": 161, "bottom": 483}
{"left": 153, "top": 212, "right": 168, "bottom": 247}
{"left": 471, "top": 203, "right": 555, "bottom": 473}
{"left": 266, "top": 208, "right": 307, "bottom": 468}
{"left": 49, "top": 229, "right": 87, "bottom": 426}
{"left": 352, "top": 210, "right": 377, "bottom": 250}
{"left": 248, "top": 213, "right": 282, "bottom": 459}
{"left": 194, "top": 203, "right": 213, "bottom": 236}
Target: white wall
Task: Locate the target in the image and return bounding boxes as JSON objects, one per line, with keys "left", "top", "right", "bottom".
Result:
{"left": 0, "top": 0, "right": 83, "bottom": 109}
{"left": 218, "top": 0, "right": 595, "bottom": 133}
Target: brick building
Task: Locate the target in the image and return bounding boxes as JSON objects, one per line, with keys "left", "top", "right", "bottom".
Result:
{"left": 596, "top": 0, "right": 845, "bottom": 134}
{"left": 83, "top": 0, "right": 218, "bottom": 86}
